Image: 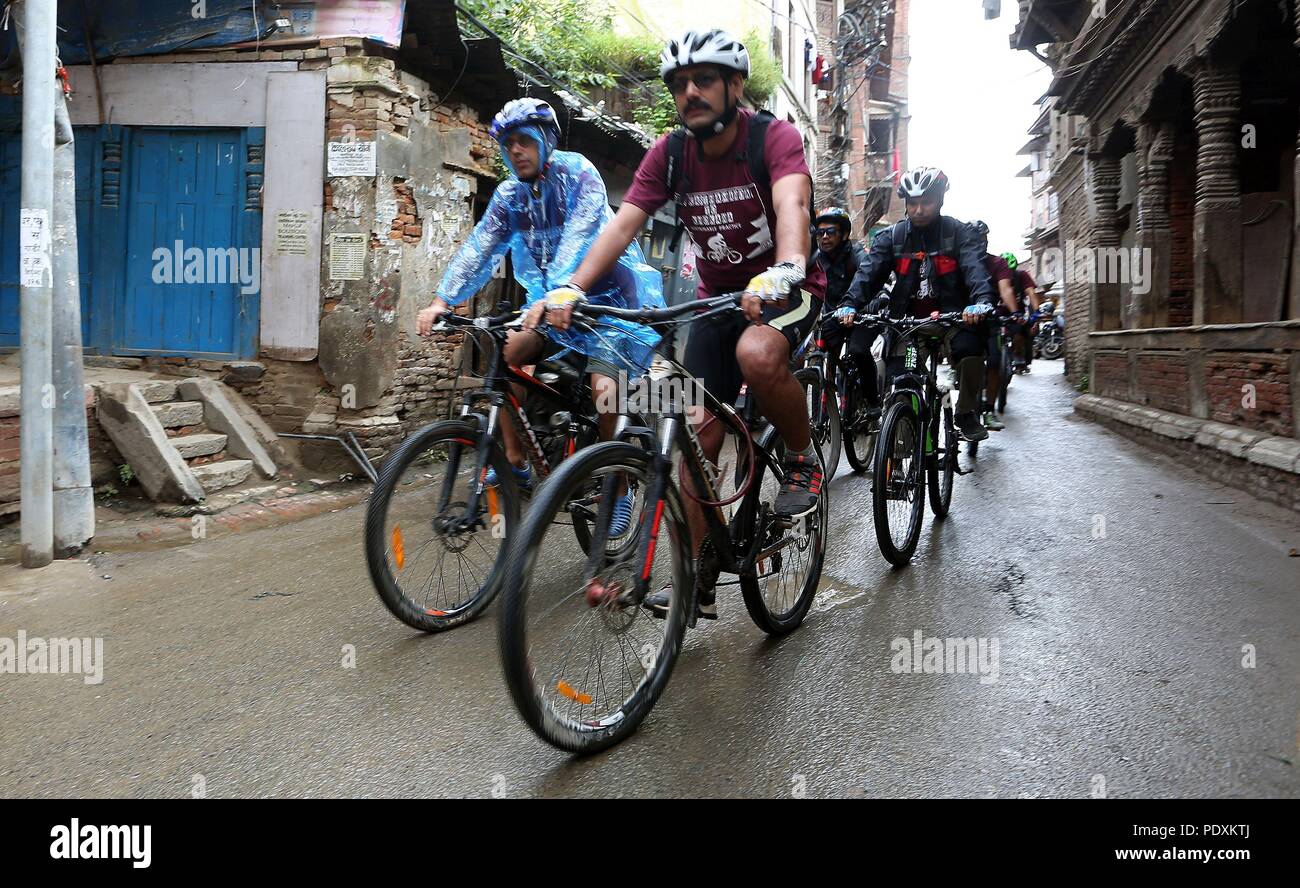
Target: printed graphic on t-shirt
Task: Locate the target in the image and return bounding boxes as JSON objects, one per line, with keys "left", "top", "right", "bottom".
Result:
{"left": 679, "top": 185, "right": 774, "bottom": 266}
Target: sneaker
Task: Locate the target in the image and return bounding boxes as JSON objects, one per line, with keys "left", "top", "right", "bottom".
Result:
{"left": 956, "top": 412, "right": 988, "bottom": 442}
{"left": 774, "top": 452, "right": 823, "bottom": 517}
{"left": 983, "top": 411, "right": 1006, "bottom": 432}
{"left": 608, "top": 494, "right": 634, "bottom": 538}
{"left": 644, "top": 583, "right": 717, "bottom": 620}
{"left": 485, "top": 463, "right": 533, "bottom": 494}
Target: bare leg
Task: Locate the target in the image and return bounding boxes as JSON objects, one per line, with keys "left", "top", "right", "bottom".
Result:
{"left": 736, "top": 325, "right": 811, "bottom": 453}
{"left": 590, "top": 372, "right": 628, "bottom": 496}
{"left": 499, "top": 330, "right": 544, "bottom": 468}
{"left": 681, "top": 405, "right": 725, "bottom": 558}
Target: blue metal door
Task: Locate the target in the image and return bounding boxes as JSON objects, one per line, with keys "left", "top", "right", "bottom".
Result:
{"left": 117, "top": 128, "right": 259, "bottom": 358}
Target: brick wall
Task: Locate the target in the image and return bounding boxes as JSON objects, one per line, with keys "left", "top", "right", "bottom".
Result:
{"left": 1135, "top": 352, "right": 1189, "bottom": 413}
{"left": 1092, "top": 352, "right": 1129, "bottom": 400}
{"left": 1204, "top": 353, "right": 1292, "bottom": 437}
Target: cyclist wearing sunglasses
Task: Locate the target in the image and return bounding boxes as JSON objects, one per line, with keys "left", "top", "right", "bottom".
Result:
{"left": 813, "top": 207, "right": 879, "bottom": 414}
{"left": 547, "top": 28, "right": 827, "bottom": 620}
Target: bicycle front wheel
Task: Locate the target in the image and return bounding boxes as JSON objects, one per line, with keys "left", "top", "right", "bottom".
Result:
{"left": 738, "top": 430, "right": 827, "bottom": 635}
{"left": 798, "top": 367, "right": 841, "bottom": 481}
{"left": 871, "top": 401, "right": 925, "bottom": 566}
{"left": 364, "top": 420, "right": 519, "bottom": 632}
{"left": 498, "top": 442, "right": 690, "bottom": 754}
{"left": 842, "top": 373, "right": 877, "bottom": 475}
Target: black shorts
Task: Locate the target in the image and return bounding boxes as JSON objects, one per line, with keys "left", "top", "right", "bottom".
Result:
{"left": 684, "top": 289, "right": 822, "bottom": 408}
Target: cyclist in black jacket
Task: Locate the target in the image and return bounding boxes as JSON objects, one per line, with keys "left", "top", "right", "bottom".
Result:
{"left": 840, "top": 166, "right": 997, "bottom": 441}
{"left": 812, "top": 207, "right": 876, "bottom": 398}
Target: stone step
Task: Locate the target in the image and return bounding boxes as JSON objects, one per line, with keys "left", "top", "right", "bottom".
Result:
{"left": 191, "top": 459, "right": 252, "bottom": 493}
{"left": 171, "top": 432, "right": 227, "bottom": 459}
{"left": 151, "top": 400, "right": 204, "bottom": 428}
{"left": 138, "top": 380, "right": 180, "bottom": 403}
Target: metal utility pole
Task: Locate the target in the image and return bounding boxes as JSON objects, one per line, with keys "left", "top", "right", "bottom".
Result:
{"left": 52, "top": 76, "right": 94, "bottom": 557}
{"left": 15, "top": 0, "right": 57, "bottom": 568}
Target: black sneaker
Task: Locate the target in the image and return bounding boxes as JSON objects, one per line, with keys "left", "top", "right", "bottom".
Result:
{"left": 956, "top": 412, "right": 988, "bottom": 442}
{"left": 774, "top": 452, "right": 823, "bottom": 517}
{"left": 644, "top": 584, "right": 717, "bottom": 620}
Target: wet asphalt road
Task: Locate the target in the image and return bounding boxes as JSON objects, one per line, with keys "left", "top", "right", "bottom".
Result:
{"left": 2, "top": 366, "right": 1298, "bottom": 798}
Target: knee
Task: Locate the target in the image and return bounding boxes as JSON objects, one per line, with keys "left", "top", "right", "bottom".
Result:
{"left": 736, "top": 336, "right": 786, "bottom": 389}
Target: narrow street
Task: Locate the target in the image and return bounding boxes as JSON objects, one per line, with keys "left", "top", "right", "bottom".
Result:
{"left": 3, "top": 367, "right": 1297, "bottom": 798}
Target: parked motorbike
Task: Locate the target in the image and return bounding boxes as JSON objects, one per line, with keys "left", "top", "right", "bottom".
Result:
{"left": 1034, "top": 300, "right": 1064, "bottom": 360}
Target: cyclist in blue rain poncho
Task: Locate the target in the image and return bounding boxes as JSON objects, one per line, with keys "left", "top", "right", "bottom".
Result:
{"left": 417, "top": 98, "right": 663, "bottom": 533}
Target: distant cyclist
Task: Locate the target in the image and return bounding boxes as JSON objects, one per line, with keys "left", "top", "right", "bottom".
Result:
{"left": 1001, "top": 252, "right": 1041, "bottom": 371}
{"left": 968, "top": 220, "right": 1018, "bottom": 430}
{"left": 841, "top": 167, "right": 997, "bottom": 441}
{"left": 812, "top": 207, "right": 879, "bottom": 411}
{"left": 416, "top": 98, "right": 663, "bottom": 535}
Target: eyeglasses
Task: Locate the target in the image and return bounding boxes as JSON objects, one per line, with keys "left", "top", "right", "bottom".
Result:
{"left": 668, "top": 70, "right": 721, "bottom": 96}
{"left": 815, "top": 228, "right": 841, "bottom": 237}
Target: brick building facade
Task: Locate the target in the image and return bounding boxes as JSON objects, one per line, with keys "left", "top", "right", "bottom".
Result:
{"left": 1012, "top": 0, "right": 1300, "bottom": 511}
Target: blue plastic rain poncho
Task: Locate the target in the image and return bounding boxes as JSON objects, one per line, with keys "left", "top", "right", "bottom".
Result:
{"left": 434, "top": 126, "right": 664, "bottom": 377}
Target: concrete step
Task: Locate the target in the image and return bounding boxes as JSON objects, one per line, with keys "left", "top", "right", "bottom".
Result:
{"left": 138, "top": 381, "right": 180, "bottom": 403}
{"left": 151, "top": 400, "right": 204, "bottom": 428}
{"left": 191, "top": 459, "right": 252, "bottom": 493}
{"left": 171, "top": 432, "right": 227, "bottom": 459}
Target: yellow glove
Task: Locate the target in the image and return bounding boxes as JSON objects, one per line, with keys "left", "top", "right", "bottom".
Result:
{"left": 744, "top": 262, "right": 804, "bottom": 302}
{"left": 545, "top": 285, "right": 585, "bottom": 308}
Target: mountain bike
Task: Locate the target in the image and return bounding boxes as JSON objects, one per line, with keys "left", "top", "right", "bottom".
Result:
{"left": 868, "top": 312, "right": 969, "bottom": 567}
{"left": 498, "top": 293, "right": 828, "bottom": 753}
{"left": 364, "top": 307, "right": 630, "bottom": 632}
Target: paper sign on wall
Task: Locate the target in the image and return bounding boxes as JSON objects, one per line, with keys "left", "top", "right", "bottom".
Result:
{"left": 328, "top": 141, "right": 376, "bottom": 177}
{"left": 275, "top": 211, "right": 311, "bottom": 255}
{"left": 329, "top": 233, "right": 366, "bottom": 280}
{"left": 20, "top": 209, "right": 51, "bottom": 287}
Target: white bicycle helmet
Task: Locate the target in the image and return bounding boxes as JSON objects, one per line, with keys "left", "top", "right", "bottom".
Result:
{"left": 897, "top": 166, "right": 950, "bottom": 200}
{"left": 659, "top": 29, "right": 750, "bottom": 82}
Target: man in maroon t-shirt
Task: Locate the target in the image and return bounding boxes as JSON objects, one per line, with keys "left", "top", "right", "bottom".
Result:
{"left": 544, "top": 29, "right": 824, "bottom": 621}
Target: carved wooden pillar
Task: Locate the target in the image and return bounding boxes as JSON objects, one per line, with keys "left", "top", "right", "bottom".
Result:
{"left": 1090, "top": 154, "right": 1123, "bottom": 331}
{"left": 1192, "top": 59, "right": 1242, "bottom": 325}
{"left": 1136, "top": 122, "right": 1174, "bottom": 327}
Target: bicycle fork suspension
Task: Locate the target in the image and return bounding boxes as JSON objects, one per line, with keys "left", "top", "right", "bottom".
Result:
{"left": 631, "top": 416, "right": 677, "bottom": 603}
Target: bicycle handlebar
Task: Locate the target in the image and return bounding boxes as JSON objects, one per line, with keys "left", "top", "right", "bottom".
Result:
{"left": 570, "top": 292, "right": 745, "bottom": 326}
{"left": 428, "top": 308, "right": 522, "bottom": 333}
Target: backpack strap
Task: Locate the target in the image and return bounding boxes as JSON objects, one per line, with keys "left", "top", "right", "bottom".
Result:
{"left": 666, "top": 128, "right": 689, "bottom": 252}
{"left": 890, "top": 219, "right": 908, "bottom": 259}
{"left": 742, "top": 110, "right": 817, "bottom": 224}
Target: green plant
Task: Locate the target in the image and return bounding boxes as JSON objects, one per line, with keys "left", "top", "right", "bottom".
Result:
{"left": 459, "top": 2, "right": 781, "bottom": 138}
{"left": 1077, "top": 374, "right": 1090, "bottom": 393}
{"left": 117, "top": 464, "right": 135, "bottom": 486}
{"left": 96, "top": 483, "right": 119, "bottom": 498}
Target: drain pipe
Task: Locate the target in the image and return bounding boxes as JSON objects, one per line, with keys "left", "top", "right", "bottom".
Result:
{"left": 15, "top": 0, "right": 57, "bottom": 568}
{"left": 51, "top": 73, "right": 94, "bottom": 556}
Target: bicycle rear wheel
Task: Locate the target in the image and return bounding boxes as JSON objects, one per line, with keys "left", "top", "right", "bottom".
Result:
{"left": 498, "top": 442, "right": 689, "bottom": 754}
{"left": 997, "top": 344, "right": 1012, "bottom": 413}
{"left": 364, "top": 420, "right": 518, "bottom": 632}
{"left": 738, "top": 431, "right": 826, "bottom": 635}
{"left": 871, "top": 401, "right": 925, "bottom": 566}
{"left": 927, "top": 404, "right": 956, "bottom": 518}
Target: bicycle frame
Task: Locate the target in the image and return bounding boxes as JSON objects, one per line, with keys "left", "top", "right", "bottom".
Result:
{"left": 433, "top": 316, "right": 598, "bottom": 534}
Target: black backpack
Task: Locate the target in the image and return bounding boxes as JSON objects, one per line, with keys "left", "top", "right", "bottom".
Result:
{"left": 664, "top": 110, "right": 814, "bottom": 251}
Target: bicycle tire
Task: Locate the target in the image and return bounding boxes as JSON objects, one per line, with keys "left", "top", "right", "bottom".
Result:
{"left": 738, "top": 429, "right": 826, "bottom": 635}
{"left": 871, "top": 401, "right": 925, "bottom": 567}
{"left": 927, "top": 404, "right": 956, "bottom": 518}
{"left": 498, "top": 442, "right": 690, "bottom": 754}
{"left": 364, "top": 420, "right": 519, "bottom": 632}
{"left": 797, "top": 367, "right": 841, "bottom": 481}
